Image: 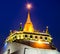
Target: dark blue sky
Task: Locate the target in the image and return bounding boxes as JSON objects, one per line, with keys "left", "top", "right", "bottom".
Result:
{"left": 0, "top": 0, "right": 60, "bottom": 51}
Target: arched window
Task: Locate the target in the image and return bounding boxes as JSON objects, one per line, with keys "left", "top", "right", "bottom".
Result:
{"left": 40, "top": 36, "right": 42, "bottom": 39}
{"left": 30, "top": 35, "right": 33, "bottom": 38}
{"left": 15, "top": 36, "right": 17, "bottom": 38}
{"left": 35, "top": 36, "right": 37, "bottom": 38}
{"left": 25, "top": 35, "right": 28, "bottom": 37}
{"left": 45, "top": 37, "right": 47, "bottom": 40}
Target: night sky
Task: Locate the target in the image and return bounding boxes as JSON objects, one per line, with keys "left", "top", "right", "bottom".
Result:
{"left": 0, "top": 0, "right": 60, "bottom": 51}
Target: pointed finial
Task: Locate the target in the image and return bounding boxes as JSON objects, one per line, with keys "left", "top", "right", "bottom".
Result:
{"left": 20, "top": 22, "right": 22, "bottom": 26}
{"left": 10, "top": 30, "right": 12, "bottom": 35}
{"left": 46, "top": 26, "right": 49, "bottom": 33}
{"left": 26, "top": 11, "right": 31, "bottom": 23}
{"left": 10, "top": 30, "right": 12, "bottom": 33}
{"left": 20, "top": 22, "right": 23, "bottom": 31}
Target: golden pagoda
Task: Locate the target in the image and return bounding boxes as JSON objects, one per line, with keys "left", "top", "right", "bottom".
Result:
{"left": 5, "top": 11, "right": 54, "bottom": 49}
{"left": 1, "top": 3, "right": 60, "bottom": 54}
{"left": 23, "top": 11, "right": 34, "bottom": 32}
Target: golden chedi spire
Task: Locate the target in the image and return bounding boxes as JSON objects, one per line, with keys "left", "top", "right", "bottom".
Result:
{"left": 23, "top": 11, "right": 34, "bottom": 32}
{"left": 26, "top": 11, "right": 31, "bottom": 23}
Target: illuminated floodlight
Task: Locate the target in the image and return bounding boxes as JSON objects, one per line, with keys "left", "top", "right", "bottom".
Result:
{"left": 37, "top": 40, "right": 43, "bottom": 44}
{"left": 37, "top": 40, "right": 49, "bottom": 44}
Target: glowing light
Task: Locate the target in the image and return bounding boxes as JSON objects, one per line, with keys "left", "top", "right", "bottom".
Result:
{"left": 37, "top": 40, "right": 49, "bottom": 44}
{"left": 37, "top": 40, "right": 43, "bottom": 44}
{"left": 26, "top": 3, "right": 32, "bottom": 10}
{"left": 17, "top": 36, "right": 20, "bottom": 39}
